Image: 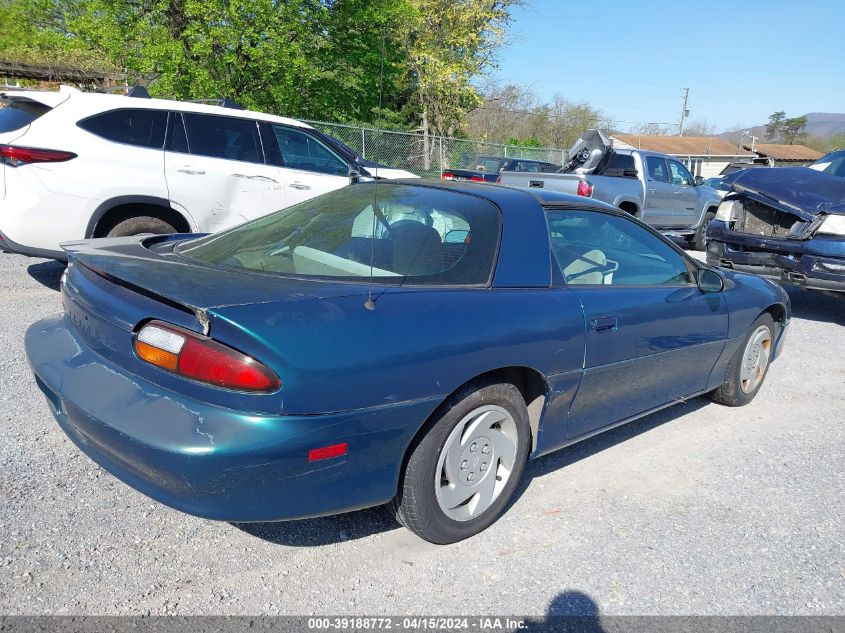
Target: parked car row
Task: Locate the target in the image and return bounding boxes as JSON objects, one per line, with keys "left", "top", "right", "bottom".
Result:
{"left": 496, "top": 130, "right": 722, "bottom": 251}
{"left": 0, "top": 86, "right": 416, "bottom": 259}
{"left": 3, "top": 84, "right": 829, "bottom": 545}
{"left": 440, "top": 155, "right": 561, "bottom": 182}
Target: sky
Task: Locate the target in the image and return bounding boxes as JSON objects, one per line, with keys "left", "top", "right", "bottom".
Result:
{"left": 491, "top": 0, "right": 844, "bottom": 133}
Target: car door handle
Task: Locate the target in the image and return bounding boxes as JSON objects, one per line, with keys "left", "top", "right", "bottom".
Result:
{"left": 289, "top": 182, "right": 311, "bottom": 190}
{"left": 648, "top": 188, "right": 657, "bottom": 193}
{"left": 590, "top": 316, "right": 618, "bottom": 331}
{"left": 177, "top": 167, "right": 205, "bottom": 175}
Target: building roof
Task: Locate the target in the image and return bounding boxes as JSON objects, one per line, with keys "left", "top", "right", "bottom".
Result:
{"left": 613, "top": 134, "right": 755, "bottom": 157}
{"left": 742, "top": 143, "right": 823, "bottom": 162}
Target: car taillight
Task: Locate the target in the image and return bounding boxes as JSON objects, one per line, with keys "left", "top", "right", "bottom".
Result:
{"left": 470, "top": 175, "right": 486, "bottom": 182}
{"left": 441, "top": 172, "right": 455, "bottom": 180}
{"left": 577, "top": 180, "right": 593, "bottom": 197}
{"left": 134, "top": 321, "right": 281, "bottom": 392}
{"left": 0, "top": 144, "right": 77, "bottom": 167}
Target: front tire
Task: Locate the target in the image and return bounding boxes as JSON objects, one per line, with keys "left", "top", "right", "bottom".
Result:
{"left": 392, "top": 380, "right": 530, "bottom": 544}
{"left": 692, "top": 210, "right": 716, "bottom": 251}
{"left": 710, "top": 313, "right": 775, "bottom": 407}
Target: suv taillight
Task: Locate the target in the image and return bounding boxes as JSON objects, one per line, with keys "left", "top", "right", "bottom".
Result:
{"left": 135, "top": 321, "right": 281, "bottom": 393}
{"left": 0, "top": 144, "right": 77, "bottom": 167}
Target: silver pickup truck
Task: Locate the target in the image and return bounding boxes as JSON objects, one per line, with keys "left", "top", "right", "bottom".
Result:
{"left": 499, "top": 130, "right": 722, "bottom": 250}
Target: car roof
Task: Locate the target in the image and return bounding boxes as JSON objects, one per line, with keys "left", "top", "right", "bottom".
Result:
{"left": 391, "top": 178, "right": 620, "bottom": 211}
{"left": 3, "top": 87, "right": 312, "bottom": 130}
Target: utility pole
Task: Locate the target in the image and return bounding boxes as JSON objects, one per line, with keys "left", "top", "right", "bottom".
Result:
{"left": 678, "top": 88, "right": 690, "bottom": 136}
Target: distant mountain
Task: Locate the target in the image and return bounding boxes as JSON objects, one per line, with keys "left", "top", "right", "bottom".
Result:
{"left": 720, "top": 113, "right": 845, "bottom": 143}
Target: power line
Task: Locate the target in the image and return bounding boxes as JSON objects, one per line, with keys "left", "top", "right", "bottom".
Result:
{"left": 472, "top": 105, "right": 679, "bottom": 127}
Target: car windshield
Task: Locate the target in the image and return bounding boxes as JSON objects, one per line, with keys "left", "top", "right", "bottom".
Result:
{"left": 703, "top": 177, "right": 724, "bottom": 189}
{"left": 178, "top": 184, "right": 501, "bottom": 286}
{"left": 812, "top": 150, "right": 845, "bottom": 178}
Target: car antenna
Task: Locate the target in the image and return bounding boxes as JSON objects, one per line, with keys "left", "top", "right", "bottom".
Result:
{"left": 364, "top": 31, "right": 386, "bottom": 311}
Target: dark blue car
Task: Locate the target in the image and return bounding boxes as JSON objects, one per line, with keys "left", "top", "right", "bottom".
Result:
{"left": 706, "top": 159, "right": 845, "bottom": 293}
{"left": 26, "top": 181, "right": 790, "bottom": 543}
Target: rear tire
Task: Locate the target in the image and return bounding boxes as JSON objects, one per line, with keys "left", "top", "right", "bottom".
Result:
{"left": 710, "top": 313, "right": 775, "bottom": 407}
{"left": 392, "top": 380, "right": 530, "bottom": 544}
{"left": 105, "top": 216, "right": 176, "bottom": 238}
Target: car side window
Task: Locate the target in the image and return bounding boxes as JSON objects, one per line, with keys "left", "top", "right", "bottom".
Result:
{"left": 516, "top": 161, "right": 539, "bottom": 172}
{"left": 646, "top": 156, "right": 669, "bottom": 183}
{"left": 546, "top": 209, "right": 694, "bottom": 287}
{"left": 77, "top": 109, "right": 167, "bottom": 149}
{"left": 271, "top": 125, "right": 349, "bottom": 176}
{"left": 668, "top": 160, "right": 694, "bottom": 186}
{"left": 181, "top": 113, "right": 262, "bottom": 164}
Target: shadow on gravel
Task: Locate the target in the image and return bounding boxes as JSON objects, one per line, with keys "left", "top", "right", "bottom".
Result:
{"left": 236, "top": 397, "right": 710, "bottom": 547}
{"left": 508, "top": 396, "right": 711, "bottom": 510}
{"left": 785, "top": 286, "right": 844, "bottom": 325}
{"left": 27, "top": 260, "right": 65, "bottom": 291}
{"left": 232, "top": 505, "right": 400, "bottom": 546}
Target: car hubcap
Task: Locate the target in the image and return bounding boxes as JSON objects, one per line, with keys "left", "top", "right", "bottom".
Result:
{"left": 740, "top": 325, "right": 772, "bottom": 394}
{"left": 435, "top": 405, "right": 518, "bottom": 522}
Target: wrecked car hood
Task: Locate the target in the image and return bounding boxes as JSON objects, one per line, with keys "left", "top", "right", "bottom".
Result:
{"left": 723, "top": 167, "right": 845, "bottom": 218}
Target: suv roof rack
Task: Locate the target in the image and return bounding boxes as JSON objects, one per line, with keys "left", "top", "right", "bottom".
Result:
{"left": 188, "top": 98, "right": 245, "bottom": 110}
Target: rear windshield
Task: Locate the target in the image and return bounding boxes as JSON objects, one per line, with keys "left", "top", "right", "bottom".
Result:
{"left": 472, "top": 157, "right": 507, "bottom": 173}
{"left": 0, "top": 99, "right": 51, "bottom": 134}
{"left": 178, "top": 183, "right": 501, "bottom": 286}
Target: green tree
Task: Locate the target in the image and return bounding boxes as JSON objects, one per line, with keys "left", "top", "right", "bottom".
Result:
{"left": 0, "top": 0, "right": 409, "bottom": 122}
{"left": 781, "top": 115, "right": 808, "bottom": 145}
{"left": 396, "top": 0, "right": 522, "bottom": 166}
{"left": 765, "top": 111, "right": 786, "bottom": 141}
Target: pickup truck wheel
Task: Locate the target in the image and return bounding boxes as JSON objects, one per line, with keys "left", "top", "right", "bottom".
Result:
{"left": 106, "top": 216, "right": 176, "bottom": 238}
{"left": 710, "top": 313, "right": 775, "bottom": 407}
{"left": 391, "top": 380, "right": 530, "bottom": 544}
{"left": 692, "top": 211, "right": 716, "bottom": 251}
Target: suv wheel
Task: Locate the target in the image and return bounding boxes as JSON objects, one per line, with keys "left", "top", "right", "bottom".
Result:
{"left": 106, "top": 216, "right": 176, "bottom": 238}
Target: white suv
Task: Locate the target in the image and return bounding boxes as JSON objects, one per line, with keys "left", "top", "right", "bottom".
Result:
{"left": 0, "top": 86, "right": 417, "bottom": 259}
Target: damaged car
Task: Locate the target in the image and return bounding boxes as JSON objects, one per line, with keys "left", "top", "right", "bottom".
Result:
{"left": 27, "top": 181, "right": 790, "bottom": 544}
{"left": 706, "top": 166, "right": 845, "bottom": 294}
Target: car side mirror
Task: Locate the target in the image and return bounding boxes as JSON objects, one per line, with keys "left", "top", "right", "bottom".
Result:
{"left": 698, "top": 268, "right": 724, "bottom": 293}
{"left": 694, "top": 176, "right": 704, "bottom": 186}
{"left": 350, "top": 168, "right": 374, "bottom": 184}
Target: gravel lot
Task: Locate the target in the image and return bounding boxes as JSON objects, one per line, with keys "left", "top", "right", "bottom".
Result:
{"left": 1, "top": 250, "right": 843, "bottom": 616}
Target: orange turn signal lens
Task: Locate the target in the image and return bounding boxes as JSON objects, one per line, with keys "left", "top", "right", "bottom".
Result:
{"left": 135, "top": 340, "right": 179, "bottom": 372}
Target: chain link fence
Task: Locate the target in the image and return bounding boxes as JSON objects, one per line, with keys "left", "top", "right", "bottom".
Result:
{"left": 304, "top": 120, "right": 567, "bottom": 178}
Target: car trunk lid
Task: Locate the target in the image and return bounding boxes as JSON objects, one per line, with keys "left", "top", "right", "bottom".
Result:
{"left": 63, "top": 235, "right": 366, "bottom": 318}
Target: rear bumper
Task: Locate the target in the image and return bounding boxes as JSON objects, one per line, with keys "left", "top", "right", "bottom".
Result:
{"left": 26, "top": 315, "right": 440, "bottom": 522}
{"left": 707, "top": 222, "right": 845, "bottom": 293}
{"left": 0, "top": 230, "right": 66, "bottom": 260}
